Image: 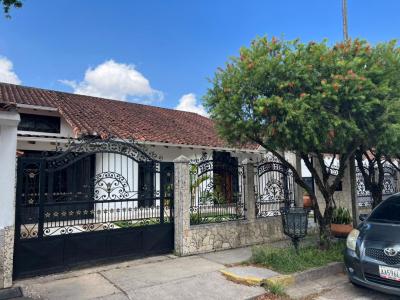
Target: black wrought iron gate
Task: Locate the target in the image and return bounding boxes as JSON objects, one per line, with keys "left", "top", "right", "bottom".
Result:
{"left": 14, "top": 139, "right": 174, "bottom": 278}
{"left": 255, "top": 155, "right": 295, "bottom": 217}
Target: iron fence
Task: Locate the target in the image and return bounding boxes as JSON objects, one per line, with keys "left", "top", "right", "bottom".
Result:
{"left": 356, "top": 160, "right": 398, "bottom": 207}
{"left": 189, "top": 154, "right": 245, "bottom": 224}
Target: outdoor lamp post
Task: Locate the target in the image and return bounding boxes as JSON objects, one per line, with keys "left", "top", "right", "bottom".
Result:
{"left": 280, "top": 207, "right": 310, "bottom": 254}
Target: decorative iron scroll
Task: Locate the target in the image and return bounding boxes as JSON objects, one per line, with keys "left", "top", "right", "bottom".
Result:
{"left": 46, "top": 137, "right": 162, "bottom": 171}
{"left": 94, "top": 172, "right": 131, "bottom": 200}
{"left": 16, "top": 138, "right": 173, "bottom": 240}
{"left": 356, "top": 167, "right": 372, "bottom": 207}
{"left": 356, "top": 160, "right": 398, "bottom": 207}
{"left": 324, "top": 156, "right": 340, "bottom": 176}
{"left": 255, "top": 160, "right": 295, "bottom": 218}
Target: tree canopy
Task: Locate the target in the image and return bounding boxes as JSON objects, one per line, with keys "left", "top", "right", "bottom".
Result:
{"left": 205, "top": 37, "right": 400, "bottom": 244}
{"left": 206, "top": 38, "right": 400, "bottom": 157}
{"left": 1, "top": 0, "right": 22, "bottom": 17}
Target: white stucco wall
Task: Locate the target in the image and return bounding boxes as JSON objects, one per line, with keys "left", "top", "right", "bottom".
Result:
{"left": 0, "top": 110, "right": 19, "bottom": 288}
{"left": 0, "top": 111, "right": 20, "bottom": 229}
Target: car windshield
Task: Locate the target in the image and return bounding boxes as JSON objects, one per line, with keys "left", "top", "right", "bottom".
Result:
{"left": 368, "top": 197, "right": 400, "bottom": 224}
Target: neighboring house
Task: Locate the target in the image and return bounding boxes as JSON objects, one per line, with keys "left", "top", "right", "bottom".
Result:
{"left": 0, "top": 82, "right": 298, "bottom": 287}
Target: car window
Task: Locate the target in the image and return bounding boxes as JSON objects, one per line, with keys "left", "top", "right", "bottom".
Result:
{"left": 368, "top": 197, "right": 400, "bottom": 223}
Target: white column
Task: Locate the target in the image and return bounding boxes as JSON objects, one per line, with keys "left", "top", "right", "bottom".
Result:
{"left": 173, "top": 155, "right": 190, "bottom": 256}
{"left": 0, "top": 110, "right": 20, "bottom": 289}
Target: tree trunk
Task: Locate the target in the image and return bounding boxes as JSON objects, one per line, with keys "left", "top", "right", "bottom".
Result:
{"left": 319, "top": 221, "right": 333, "bottom": 249}
{"left": 319, "top": 195, "right": 334, "bottom": 248}
{"left": 370, "top": 185, "right": 383, "bottom": 209}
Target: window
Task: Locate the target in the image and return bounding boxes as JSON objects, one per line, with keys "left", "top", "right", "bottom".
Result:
{"left": 18, "top": 113, "right": 61, "bottom": 133}
{"left": 368, "top": 196, "right": 400, "bottom": 224}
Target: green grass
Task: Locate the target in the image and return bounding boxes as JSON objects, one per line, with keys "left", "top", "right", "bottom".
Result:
{"left": 265, "top": 281, "right": 286, "bottom": 296}
{"left": 250, "top": 241, "right": 345, "bottom": 274}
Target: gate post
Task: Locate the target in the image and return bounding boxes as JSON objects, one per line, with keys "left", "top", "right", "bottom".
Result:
{"left": 0, "top": 109, "right": 20, "bottom": 289}
{"left": 173, "top": 155, "right": 190, "bottom": 256}
{"left": 295, "top": 153, "right": 303, "bottom": 207}
{"left": 243, "top": 159, "right": 256, "bottom": 221}
{"left": 349, "top": 156, "right": 359, "bottom": 227}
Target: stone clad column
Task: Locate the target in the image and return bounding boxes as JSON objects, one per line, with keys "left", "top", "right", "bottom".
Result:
{"left": 349, "top": 156, "right": 359, "bottom": 227}
{"left": 0, "top": 109, "right": 20, "bottom": 289}
{"left": 243, "top": 159, "right": 256, "bottom": 221}
{"left": 173, "top": 155, "right": 190, "bottom": 256}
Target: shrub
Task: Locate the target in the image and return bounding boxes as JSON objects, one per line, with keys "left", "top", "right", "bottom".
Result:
{"left": 332, "top": 207, "right": 352, "bottom": 225}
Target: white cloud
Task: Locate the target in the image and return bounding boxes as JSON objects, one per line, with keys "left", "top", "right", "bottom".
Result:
{"left": 0, "top": 56, "right": 21, "bottom": 85}
{"left": 60, "top": 60, "right": 163, "bottom": 103}
{"left": 175, "top": 93, "right": 208, "bottom": 117}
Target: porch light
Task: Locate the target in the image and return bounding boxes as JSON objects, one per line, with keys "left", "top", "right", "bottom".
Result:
{"left": 280, "top": 207, "right": 310, "bottom": 254}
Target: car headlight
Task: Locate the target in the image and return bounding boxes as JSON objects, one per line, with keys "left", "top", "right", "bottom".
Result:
{"left": 346, "top": 229, "right": 360, "bottom": 251}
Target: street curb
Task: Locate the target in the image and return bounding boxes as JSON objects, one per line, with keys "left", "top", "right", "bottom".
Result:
{"left": 220, "top": 262, "right": 344, "bottom": 287}
{"left": 220, "top": 269, "right": 294, "bottom": 287}
{"left": 220, "top": 269, "right": 263, "bottom": 286}
{"left": 292, "top": 262, "right": 345, "bottom": 284}
{"left": 263, "top": 274, "right": 294, "bottom": 287}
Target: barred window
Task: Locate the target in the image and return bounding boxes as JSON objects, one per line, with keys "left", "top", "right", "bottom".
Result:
{"left": 18, "top": 113, "right": 61, "bottom": 133}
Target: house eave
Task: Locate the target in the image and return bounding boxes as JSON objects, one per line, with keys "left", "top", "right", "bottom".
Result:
{"left": 16, "top": 103, "right": 58, "bottom": 112}
{"left": 16, "top": 135, "right": 262, "bottom": 154}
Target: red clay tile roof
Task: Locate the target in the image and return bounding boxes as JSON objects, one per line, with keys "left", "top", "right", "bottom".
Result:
{"left": 0, "top": 82, "right": 257, "bottom": 150}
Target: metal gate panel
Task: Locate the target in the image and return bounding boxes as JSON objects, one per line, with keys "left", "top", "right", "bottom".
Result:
{"left": 14, "top": 138, "right": 174, "bottom": 278}
{"left": 255, "top": 155, "right": 295, "bottom": 217}
{"left": 356, "top": 160, "right": 398, "bottom": 207}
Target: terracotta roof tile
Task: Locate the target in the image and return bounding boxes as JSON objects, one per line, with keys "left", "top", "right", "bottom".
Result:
{"left": 0, "top": 82, "right": 257, "bottom": 150}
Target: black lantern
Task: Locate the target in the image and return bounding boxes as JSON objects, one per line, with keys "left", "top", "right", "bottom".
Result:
{"left": 280, "top": 207, "right": 310, "bottom": 253}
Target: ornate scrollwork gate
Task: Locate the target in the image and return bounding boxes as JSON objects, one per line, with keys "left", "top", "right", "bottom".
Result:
{"left": 255, "top": 155, "right": 295, "bottom": 217}
{"left": 14, "top": 138, "right": 174, "bottom": 278}
{"left": 356, "top": 161, "right": 398, "bottom": 207}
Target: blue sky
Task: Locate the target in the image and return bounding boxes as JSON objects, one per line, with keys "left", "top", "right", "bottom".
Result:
{"left": 0, "top": 0, "right": 399, "bottom": 114}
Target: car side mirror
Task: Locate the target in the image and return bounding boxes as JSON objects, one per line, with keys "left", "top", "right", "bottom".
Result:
{"left": 359, "top": 214, "right": 368, "bottom": 222}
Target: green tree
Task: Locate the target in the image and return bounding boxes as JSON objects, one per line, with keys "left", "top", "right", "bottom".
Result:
{"left": 205, "top": 37, "right": 400, "bottom": 246}
{"left": 354, "top": 49, "right": 400, "bottom": 209}
{"left": 1, "top": 0, "right": 22, "bottom": 17}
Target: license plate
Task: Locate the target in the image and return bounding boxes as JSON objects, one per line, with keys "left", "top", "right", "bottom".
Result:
{"left": 379, "top": 265, "right": 400, "bottom": 281}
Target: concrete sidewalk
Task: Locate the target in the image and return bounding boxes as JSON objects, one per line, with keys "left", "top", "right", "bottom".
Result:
{"left": 15, "top": 248, "right": 265, "bottom": 300}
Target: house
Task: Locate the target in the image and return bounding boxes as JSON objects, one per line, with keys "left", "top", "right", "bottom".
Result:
{"left": 0, "top": 82, "right": 300, "bottom": 288}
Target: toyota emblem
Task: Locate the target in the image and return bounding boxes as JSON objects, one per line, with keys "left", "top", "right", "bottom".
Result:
{"left": 384, "top": 248, "right": 398, "bottom": 257}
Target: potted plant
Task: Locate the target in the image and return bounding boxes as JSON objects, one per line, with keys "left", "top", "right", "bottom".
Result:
{"left": 331, "top": 207, "right": 353, "bottom": 237}
{"left": 303, "top": 192, "right": 312, "bottom": 208}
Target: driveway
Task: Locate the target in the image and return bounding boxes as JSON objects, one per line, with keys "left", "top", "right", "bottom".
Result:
{"left": 15, "top": 248, "right": 264, "bottom": 300}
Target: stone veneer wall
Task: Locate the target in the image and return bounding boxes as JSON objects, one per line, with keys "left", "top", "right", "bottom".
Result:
{"left": 0, "top": 226, "right": 14, "bottom": 289}
{"left": 181, "top": 217, "right": 284, "bottom": 255}
{"left": 172, "top": 155, "right": 308, "bottom": 257}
